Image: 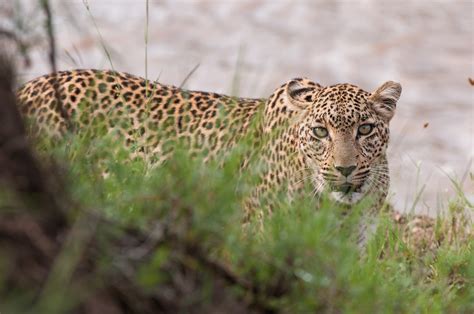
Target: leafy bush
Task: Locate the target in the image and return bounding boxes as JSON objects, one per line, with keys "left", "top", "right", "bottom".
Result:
{"left": 2, "top": 127, "right": 470, "bottom": 313}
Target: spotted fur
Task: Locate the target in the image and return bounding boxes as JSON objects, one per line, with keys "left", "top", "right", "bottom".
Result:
{"left": 16, "top": 70, "right": 401, "bottom": 226}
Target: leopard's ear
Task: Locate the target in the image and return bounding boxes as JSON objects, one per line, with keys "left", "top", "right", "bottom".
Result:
{"left": 286, "top": 78, "right": 322, "bottom": 111}
{"left": 368, "top": 81, "right": 402, "bottom": 121}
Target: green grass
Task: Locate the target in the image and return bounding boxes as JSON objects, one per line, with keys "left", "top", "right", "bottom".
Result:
{"left": 4, "top": 127, "right": 469, "bottom": 313}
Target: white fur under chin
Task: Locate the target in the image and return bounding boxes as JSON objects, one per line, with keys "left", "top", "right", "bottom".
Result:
{"left": 329, "top": 191, "right": 364, "bottom": 205}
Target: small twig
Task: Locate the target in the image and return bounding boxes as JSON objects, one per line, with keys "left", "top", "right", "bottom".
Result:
{"left": 40, "top": 0, "right": 57, "bottom": 75}
{"left": 179, "top": 63, "right": 200, "bottom": 89}
{"left": 126, "top": 221, "right": 165, "bottom": 260}
{"left": 82, "top": 0, "right": 116, "bottom": 71}
{"left": 40, "top": 0, "right": 74, "bottom": 132}
{"left": 145, "top": 0, "right": 149, "bottom": 94}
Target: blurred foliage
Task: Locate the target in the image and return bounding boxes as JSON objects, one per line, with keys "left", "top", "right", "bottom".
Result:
{"left": 0, "top": 122, "right": 472, "bottom": 313}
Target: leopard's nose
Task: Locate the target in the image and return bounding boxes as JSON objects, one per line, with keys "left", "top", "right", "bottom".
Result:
{"left": 335, "top": 165, "right": 356, "bottom": 177}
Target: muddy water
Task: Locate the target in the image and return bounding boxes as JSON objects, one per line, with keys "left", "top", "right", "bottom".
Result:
{"left": 16, "top": 0, "right": 474, "bottom": 215}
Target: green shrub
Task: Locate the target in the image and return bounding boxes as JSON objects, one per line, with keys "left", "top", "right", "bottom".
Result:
{"left": 1, "top": 124, "right": 472, "bottom": 313}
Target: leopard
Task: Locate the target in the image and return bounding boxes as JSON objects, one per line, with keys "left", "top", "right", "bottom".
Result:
{"left": 16, "top": 69, "right": 402, "bottom": 243}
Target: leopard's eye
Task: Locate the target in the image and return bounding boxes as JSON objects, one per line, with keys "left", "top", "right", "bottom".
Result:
{"left": 358, "top": 124, "right": 374, "bottom": 136}
{"left": 312, "top": 127, "right": 328, "bottom": 138}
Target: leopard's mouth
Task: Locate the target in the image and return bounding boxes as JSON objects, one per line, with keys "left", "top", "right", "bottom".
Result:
{"left": 328, "top": 182, "right": 367, "bottom": 205}
{"left": 333, "top": 183, "right": 361, "bottom": 194}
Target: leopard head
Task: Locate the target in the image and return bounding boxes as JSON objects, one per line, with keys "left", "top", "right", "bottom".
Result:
{"left": 286, "top": 78, "right": 402, "bottom": 205}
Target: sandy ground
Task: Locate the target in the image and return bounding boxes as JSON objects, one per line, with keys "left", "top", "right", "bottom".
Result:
{"left": 8, "top": 0, "right": 474, "bottom": 215}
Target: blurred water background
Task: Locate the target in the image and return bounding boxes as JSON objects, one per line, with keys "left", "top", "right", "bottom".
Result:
{"left": 6, "top": 0, "right": 474, "bottom": 215}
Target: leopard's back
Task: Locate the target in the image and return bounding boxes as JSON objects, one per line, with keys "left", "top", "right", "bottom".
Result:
{"left": 17, "top": 69, "right": 264, "bottom": 160}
